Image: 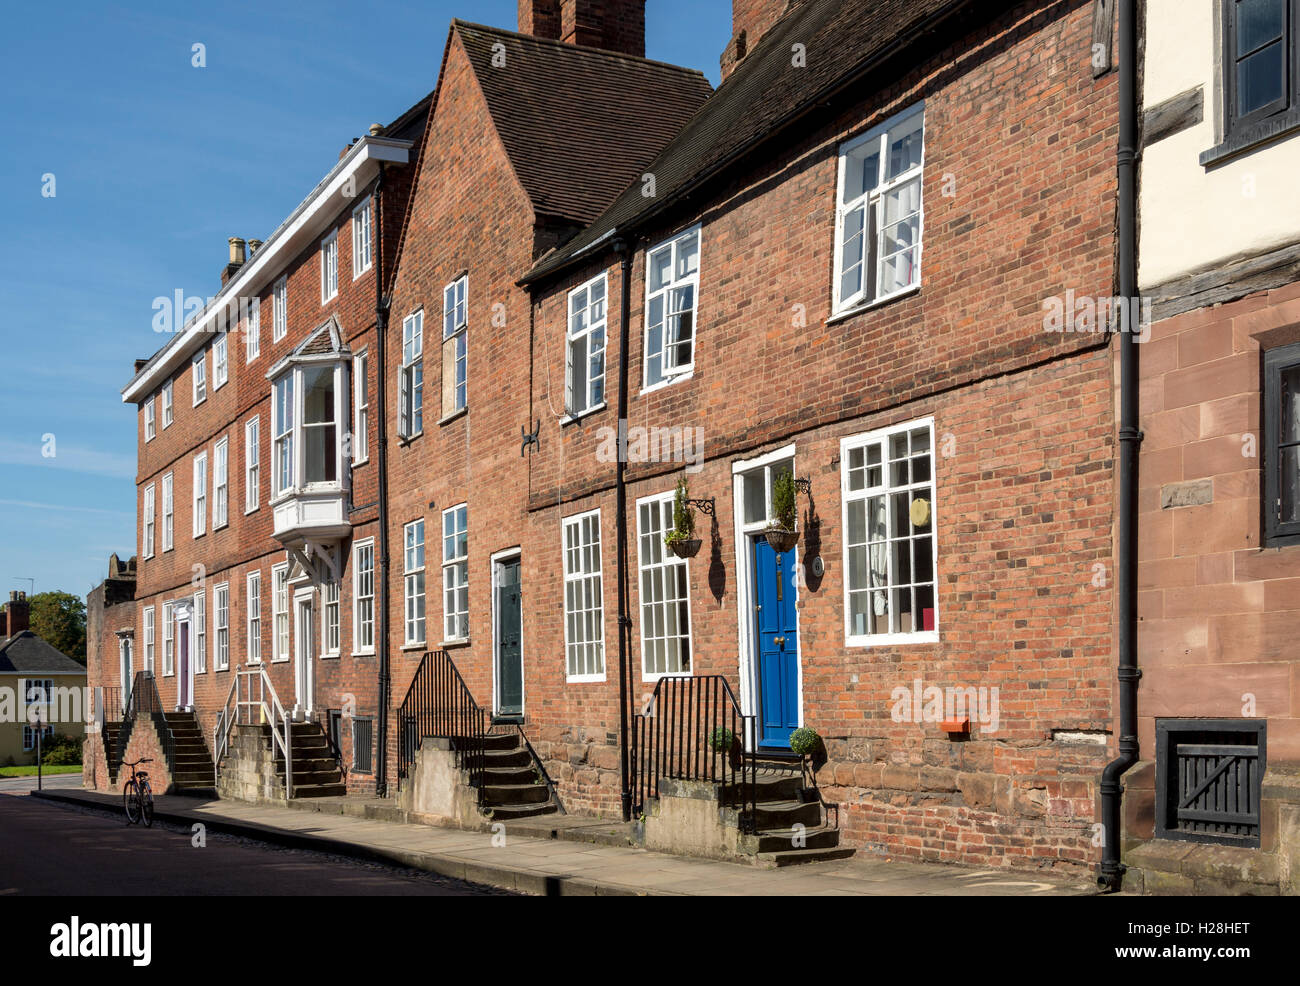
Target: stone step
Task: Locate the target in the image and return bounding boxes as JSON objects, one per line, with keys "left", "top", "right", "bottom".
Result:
{"left": 482, "top": 764, "right": 538, "bottom": 785}
{"left": 482, "top": 782, "right": 550, "bottom": 806}
{"left": 722, "top": 774, "right": 803, "bottom": 802}
{"left": 291, "top": 783, "right": 348, "bottom": 799}
{"left": 753, "top": 846, "right": 857, "bottom": 868}
{"left": 752, "top": 799, "right": 823, "bottom": 829}
{"left": 485, "top": 802, "right": 558, "bottom": 821}
{"left": 481, "top": 749, "right": 530, "bottom": 768}
{"left": 745, "top": 826, "right": 840, "bottom": 854}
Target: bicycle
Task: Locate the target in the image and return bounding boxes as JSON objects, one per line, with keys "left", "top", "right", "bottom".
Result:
{"left": 121, "top": 757, "right": 154, "bottom": 827}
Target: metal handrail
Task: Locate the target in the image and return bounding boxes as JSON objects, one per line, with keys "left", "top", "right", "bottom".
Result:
{"left": 213, "top": 664, "right": 294, "bottom": 800}
{"left": 632, "top": 674, "right": 757, "bottom": 832}
{"left": 396, "top": 650, "right": 487, "bottom": 801}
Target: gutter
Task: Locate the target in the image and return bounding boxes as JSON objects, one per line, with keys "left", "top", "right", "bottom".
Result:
{"left": 373, "top": 163, "right": 394, "bottom": 798}
{"left": 1098, "top": 0, "right": 1142, "bottom": 892}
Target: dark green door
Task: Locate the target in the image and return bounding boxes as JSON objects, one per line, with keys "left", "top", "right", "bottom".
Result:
{"left": 496, "top": 558, "right": 523, "bottom": 716}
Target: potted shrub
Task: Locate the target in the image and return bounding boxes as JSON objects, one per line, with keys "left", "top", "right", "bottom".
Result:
{"left": 663, "top": 476, "right": 702, "bottom": 559}
{"left": 763, "top": 468, "right": 799, "bottom": 553}
{"left": 789, "top": 726, "right": 821, "bottom": 758}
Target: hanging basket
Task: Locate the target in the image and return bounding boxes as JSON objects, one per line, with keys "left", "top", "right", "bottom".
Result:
{"left": 666, "top": 537, "right": 702, "bottom": 559}
{"left": 763, "top": 526, "right": 799, "bottom": 553}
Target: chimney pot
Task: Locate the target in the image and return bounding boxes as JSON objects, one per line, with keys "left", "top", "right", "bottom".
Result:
{"left": 247, "top": 238, "right": 263, "bottom": 255}
{"left": 369, "top": 123, "right": 384, "bottom": 137}
{"left": 228, "top": 237, "right": 247, "bottom": 266}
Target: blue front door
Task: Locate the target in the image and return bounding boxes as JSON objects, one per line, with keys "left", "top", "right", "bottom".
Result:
{"left": 754, "top": 536, "right": 799, "bottom": 748}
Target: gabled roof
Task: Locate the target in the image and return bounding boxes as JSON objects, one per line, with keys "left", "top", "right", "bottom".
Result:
{"left": 0, "top": 631, "right": 86, "bottom": 675}
{"left": 522, "top": 0, "right": 973, "bottom": 283}
{"left": 453, "top": 21, "right": 713, "bottom": 227}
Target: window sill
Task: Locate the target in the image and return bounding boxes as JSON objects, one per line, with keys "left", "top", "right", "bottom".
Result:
{"left": 397, "top": 431, "right": 423, "bottom": 447}
{"left": 320, "top": 651, "right": 340, "bottom": 660}
{"left": 439, "top": 638, "right": 471, "bottom": 649}
{"left": 401, "top": 642, "right": 427, "bottom": 652}
{"left": 1201, "top": 110, "right": 1300, "bottom": 168}
{"left": 438, "top": 406, "right": 468, "bottom": 427}
{"left": 351, "top": 649, "right": 376, "bottom": 659}
{"left": 826, "top": 284, "right": 920, "bottom": 326}
{"left": 567, "top": 674, "right": 606, "bottom": 684}
{"left": 271, "top": 656, "right": 290, "bottom": 664}
{"left": 244, "top": 505, "right": 259, "bottom": 516}
{"left": 640, "top": 370, "right": 693, "bottom": 397}
{"left": 561, "top": 402, "right": 607, "bottom": 426}
{"left": 352, "top": 457, "right": 369, "bottom": 468}
{"left": 845, "top": 630, "right": 939, "bottom": 648}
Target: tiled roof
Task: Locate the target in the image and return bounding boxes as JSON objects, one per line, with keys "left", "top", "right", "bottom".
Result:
{"left": 0, "top": 632, "right": 86, "bottom": 675}
{"left": 523, "top": 0, "right": 969, "bottom": 282}
{"left": 454, "top": 21, "right": 713, "bottom": 226}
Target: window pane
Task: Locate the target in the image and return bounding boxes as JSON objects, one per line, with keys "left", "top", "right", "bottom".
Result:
{"left": 886, "top": 113, "right": 924, "bottom": 179}
{"left": 648, "top": 247, "right": 672, "bottom": 293}
{"left": 1238, "top": 41, "right": 1285, "bottom": 115}
{"left": 840, "top": 204, "right": 865, "bottom": 300}
{"left": 1236, "top": 0, "right": 1285, "bottom": 56}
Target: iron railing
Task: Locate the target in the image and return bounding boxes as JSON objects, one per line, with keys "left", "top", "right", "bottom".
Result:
{"left": 214, "top": 663, "right": 294, "bottom": 798}
{"left": 397, "top": 650, "right": 487, "bottom": 799}
{"left": 633, "top": 675, "right": 756, "bottom": 832}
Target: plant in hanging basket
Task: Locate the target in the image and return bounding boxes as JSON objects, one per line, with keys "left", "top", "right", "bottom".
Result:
{"left": 663, "top": 476, "right": 702, "bottom": 558}
{"left": 763, "top": 467, "right": 799, "bottom": 552}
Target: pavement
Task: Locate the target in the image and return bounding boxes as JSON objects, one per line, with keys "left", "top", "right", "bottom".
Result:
{"left": 29, "top": 787, "right": 1099, "bottom": 896}
{"left": 0, "top": 773, "right": 84, "bottom": 795}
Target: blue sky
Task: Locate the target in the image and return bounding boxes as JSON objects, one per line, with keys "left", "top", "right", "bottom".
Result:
{"left": 0, "top": 0, "right": 730, "bottom": 599}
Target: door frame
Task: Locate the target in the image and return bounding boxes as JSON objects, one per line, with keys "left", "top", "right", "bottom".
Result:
{"left": 292, "top": 586, "right": 316, "bottom": 719}
{"left": 489, "top": 547, "right": 524, "bottom": 718}
{"left": 173, "top": 599, "right": 194, "bottom": 711}
{"left": 117, "top": 633, "right": 133, "bottom": 714}
{"left": 731, "top": 443, "right": 803, "bottom": 746}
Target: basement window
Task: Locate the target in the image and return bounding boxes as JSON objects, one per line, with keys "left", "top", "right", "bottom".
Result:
{"left": 1155, "top": 719, "right": 1265, "bottom": 847}
{"left": 353, "top": 717, "right": 374, "bottom": 774}
{"left": 1264, "top": 340, "right": 1300, "bottom": 545}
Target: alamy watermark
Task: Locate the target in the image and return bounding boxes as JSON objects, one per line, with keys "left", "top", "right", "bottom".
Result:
{"left": 1042, "top": 290, "right": 1151, "bottom": 343}
{"left": 890, "top": 678, "right": 1001, "bottom": 734}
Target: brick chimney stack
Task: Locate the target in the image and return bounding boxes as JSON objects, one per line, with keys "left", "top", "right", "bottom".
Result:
{"left": 519, "top": 0, "right": 645, "bottom": 58}
{"left": 221, "top": 237, "right": 246, "bottom": 286}
{"left": 721, "top": 0, "right": 791, "bottom": 80}
{"left": 2, "top": 590, "right": 30, "bottom": 637}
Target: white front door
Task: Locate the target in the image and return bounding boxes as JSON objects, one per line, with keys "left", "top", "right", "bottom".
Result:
{"left": 118, "top": 639, "right": 133, "bottom": 714}
{"left": 293, "top": 591, "right": 315, "bottom": 719}
{"left": 174, "top": 601, "right": 193, "bottom": 710}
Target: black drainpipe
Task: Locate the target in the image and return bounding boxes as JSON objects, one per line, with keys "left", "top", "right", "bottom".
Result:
{"left": 613, "top": 235, "right": 634, "bottom": 822}
{"left": 1099, "top": 0, "right": 1141, "bottom": 891}
{"left": 373, "top": 162, "right": 393, "bottom": 798}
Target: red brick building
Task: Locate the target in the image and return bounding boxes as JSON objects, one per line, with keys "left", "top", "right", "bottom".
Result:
{"left": 92, "top": 0, "right": 1144, "bottom": 878}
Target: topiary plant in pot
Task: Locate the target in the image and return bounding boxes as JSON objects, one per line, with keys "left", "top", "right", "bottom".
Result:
{"left": 663, "top": 476, "right": 702, "bottom": 559}
{"left": 764, "top": 467, "right": 799, "bottom": 553}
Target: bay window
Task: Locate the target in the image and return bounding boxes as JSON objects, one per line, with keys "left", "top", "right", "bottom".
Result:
{"left": 273, "top": 375, "right": 293, "bottom": 496}
{"left": 271, "top": 361, "right": 347, "bottom": 496}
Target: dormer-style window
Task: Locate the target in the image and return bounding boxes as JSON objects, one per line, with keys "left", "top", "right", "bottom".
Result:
{"left": 833, "top": 103, "right": 924, "bottom": 315}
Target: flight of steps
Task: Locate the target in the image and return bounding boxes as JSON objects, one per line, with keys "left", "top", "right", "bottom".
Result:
{"left": 103, "top": 720, "right": 123, "bottom": 781}
{"left": 270, "top": 722, "right": 346, "bottom": 798}
{"left": 731, "top": 762, "right": 854, "bottom": 867}
{"left": 163, "top": 711, "right": 218, "bottom": 793}
{"left": 478, "top": 731, "right": 558, "bottom": 821}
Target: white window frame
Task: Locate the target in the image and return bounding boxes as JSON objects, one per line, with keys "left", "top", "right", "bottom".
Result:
{"left": 441, "top": 504, "right": 468, "bottom": 643}
{"left": 162, "top": 601, "right": 175, "bottom": 677}
{"left": 244, "top": 416, "right": 260, "bottom": 513}
{"left": 214, "top": 332, "right": 228, "bottom": 389}
{"left": 443, "top": 276, "right": 468, "bottom": 414}
{"left": 272, "top": 562, "right": 290, "bottom": 662}
{"left": 142, "top": 483, "right": 156, "bottom": 559}
{"left": 161, "top": 473, "right": 174, "bottom": 552}
{"left": 144, "top": 399, "right": 156, "bottom": 441}
{"left": 320, "top": 230, "right": 338, "bottom": 303}
{"left": 840, "top": 416, "right": 939, "bottom": 646}
{"left": 214, "top": 582, "right": 230, "bottom": 671}
{"left": 193, "top": 451, "right": 207, "bottom": 538}
{"left": 352, "top": 195, "right": 373, "bottom": 279}
{"left": 272, "top": 276, "right": 287, "bottom": 342}
{"left": 246, "top": 571, "right": 262, "bottom": 663}
{"left": 213, "top": 436, "right": 229, "bottom": 530}
{"left": 399, "top": 310, "right": 423, "bottom": 438}
{"left": 142, "top": 605, "right": 155, "bottom": 673}
{"left": 192, "top": 350, "right": 207, "bottom": 405}
{"left": 194, "top": 589, "right": 206, "bottom": 674}
{"left": 562, "top": 509, "right": 605, "bottom": 682}
{"left": 246, "top": 296, "right": 261, "bottom": 362}
{"left": 642, "top": 225, "right": 700, "bottom": 393}
{"left": 353, "top": 349, "right": 368, "bottom": 464}
{"left": 404, "top": 519, "right": 426, "bottom": 646}
{"left": 270, "top": 361, "right": 349, "bottom": 499}
{"left": 322, "top": 579, "right": 340, "bottom": 657}
{"left": 161, "top": 380, "right": 173, "bottom": 427}
{"left": 636, "top": 490, "right": 694, "bottom": 681}
{"left": 565, "top": 273, "right": 608, "bottom": 417}
{"left": 832, "top": 102, "right": 925, "bottom": 315}
{"left": 353, "top": 538, "right": 375, "bottom": 654}
{"left": 273, "top": 374, "right": 293, "bottom": 496}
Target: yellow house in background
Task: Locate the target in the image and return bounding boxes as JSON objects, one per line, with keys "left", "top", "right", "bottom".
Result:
{"left": 0, "top": 630, "right": 87, "bottom": 767}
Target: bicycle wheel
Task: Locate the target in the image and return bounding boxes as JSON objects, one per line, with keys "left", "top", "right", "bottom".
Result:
{"left": 123, "top": 782, "right": 140, "bottom": 824}
{"left": 139, "top": 780, "right": 154, "bottom": 828}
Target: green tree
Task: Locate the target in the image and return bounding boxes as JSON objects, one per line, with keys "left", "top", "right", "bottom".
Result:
{"left": 26, "top": 591, "right": 86, "bottom": 665}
